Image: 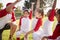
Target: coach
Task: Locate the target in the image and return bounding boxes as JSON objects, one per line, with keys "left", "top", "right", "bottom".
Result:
{"left": 0, "top": 0, "right": 21, "bottom": 40}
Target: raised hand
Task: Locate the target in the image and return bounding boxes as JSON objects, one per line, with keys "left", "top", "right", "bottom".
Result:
{"left": 52, "top": 0, "right": 57, "bottom": 9}
{"left": 16, "top": 0, "right": 21, "bottom": 2}
{"left": 31, "top": 2, "right": 35, "bottom": 11}
{"left": 36, "top": 0, "right": 40, "bottom": 9}
{"left": 31, "top": 2, "right": 35, "bottom": 5}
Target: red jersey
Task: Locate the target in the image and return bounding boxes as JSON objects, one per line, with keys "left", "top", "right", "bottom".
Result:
{"left": 48, "top": 22, "right": 60, "bottom": 39}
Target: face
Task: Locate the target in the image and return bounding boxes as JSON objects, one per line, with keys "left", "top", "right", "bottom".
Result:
{"left": 34, "top": 12, "right": 42, "bottom": 18}
{"left": 56, "top": 13, "right": 60, "bottom": 22}
{"left": 47, "top": 10, "right": 51, "bottom": 17}
{"left": 23, "top": 11, "right": 29, "bottom": 17}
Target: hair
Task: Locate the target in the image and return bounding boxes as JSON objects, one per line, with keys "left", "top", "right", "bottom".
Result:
{"left": 48, "top": 9, "right": 51, "bottom": 13}
{"left": 23, "top": 10, "right": 29, "bottom": 14}
{"left": 48, "top": 9, "right": 56, "bottom": 16}
{"left": 57, "top": 9, "right": 60, "bottom": 15}
{"left": 6, "top": 3, "right": 12, "bottom": 6}
{"left": 36, "top": 9, "right": 44, "bottom": 17}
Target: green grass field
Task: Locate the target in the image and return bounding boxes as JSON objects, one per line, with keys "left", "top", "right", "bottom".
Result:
{"left": 2, "top": 20, "right": 33, "bottom": 40}
{"left": 2, "top": 17, "right": 57, "bottom": 40}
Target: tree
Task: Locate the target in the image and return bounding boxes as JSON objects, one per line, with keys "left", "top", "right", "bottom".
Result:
{"left": 15, "top": 6, "right": 22, "bottom": 17}
{"left": 24, "top": 0, "right": 54, "bottom": 9}
{"left": 24, "top": 0, "right": 31, "bottom": 9}
{"left": 30, "top": 0, "right": 45, "bottom": 8}
{"left": 0, "top": 3, "right": 3, "bottom": 10}
{"left": 43, "top": 0, "right": 54, "bottom": 8}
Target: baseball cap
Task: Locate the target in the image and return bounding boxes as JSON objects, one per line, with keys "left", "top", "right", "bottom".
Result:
{"left": 6, "top": 3, "right": 16, "bottom": 9}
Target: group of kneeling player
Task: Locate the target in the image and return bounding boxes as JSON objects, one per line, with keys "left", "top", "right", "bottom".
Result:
{"left": 0, "top": 0, "right": 60, "bottom": 40}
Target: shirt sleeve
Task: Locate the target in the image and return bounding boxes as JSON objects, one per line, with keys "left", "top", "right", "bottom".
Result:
{"left": 29, "top": 10, "right": 32, "bottom": 19}
{"left": 11, "top": 11, "right": 16, "bottom": 22}
{"left": 48, "top": 9, "right": 56, "bottom": 21}
{"left": 0, "top": 9, "right": 8, "bottom": 18}
{"left": 34, "top": 18, "right": 42, "bottom": 32}
{"left": 19, "top": 17, "right": 23, "bottom": 27}
{"left": 48, "top": 24, "right": 60, "bottom": 39}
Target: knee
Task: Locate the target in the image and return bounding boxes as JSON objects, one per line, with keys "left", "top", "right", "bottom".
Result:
{"left": 13, "top": 25, "right": 17, "bottom": 29}
{"left": 10, "top": 23, "right": 17, "bottom": 30}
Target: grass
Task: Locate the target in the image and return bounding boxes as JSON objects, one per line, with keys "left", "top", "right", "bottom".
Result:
{"left": 2, "top": 17, "right": 57, "bottom": 40}
{"left": 2, "top": 20, "right": 33, "bottom": 40}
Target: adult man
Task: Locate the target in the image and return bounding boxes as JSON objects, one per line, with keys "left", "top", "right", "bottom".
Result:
{"left": 0, "top": 0, "right": 21, "bottom": 40}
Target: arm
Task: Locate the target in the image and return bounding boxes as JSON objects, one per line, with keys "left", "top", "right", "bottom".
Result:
{"left": 48, "top": 0, "right": 57, "bottom": 21}
{"left": 34, "top": 18, "right": 42, "bottom": 32}
{"left": 25, "top": 18, "right": 42, "bottom": 37}
{"left": 25, "top": 30, "right": 34, "bottom": 38}
{"left": 52, "top": 0, "right": 57, "bottom": 9}
{"left": 48, "top": 25, "right": 60, "bottom": 39}
{"left": 11, "top": 11, "right": 16, "bottom": 22}
{"left": 0, "top": 9, "right": 8, "bottom": 18}
{"left": 29, "top": 10, "right": 32, "bottom": 19}
{"left": 34, "top": 0, "right": 40, "bottom": 14}
{"left": 29, "top": 2, "right": 34, "bottom": 19}
{"left": 36, "top": 0, "right": 40, "bottom": 9}
{"left": 18, "top": 17, "right": 22, "bottom": 30}
{"left": 6, "top": 0, "right": 21, "bottom": 12}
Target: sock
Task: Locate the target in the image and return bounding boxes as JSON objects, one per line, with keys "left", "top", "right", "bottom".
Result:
{"left": 16, "top": 38, "right": 20, "bottom": 40}
{"left": 9, "top": 35, "right": 12, "bottom": 39}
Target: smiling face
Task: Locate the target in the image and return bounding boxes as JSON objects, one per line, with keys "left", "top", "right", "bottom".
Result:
{"left": 34, "top": 9, "right": 44, "bottom": 18}
{"left": 23, "top": 10, "right": 29, "bottom": 17}
{"left": 34, "top": 12, "right": 42, "bottom": 18}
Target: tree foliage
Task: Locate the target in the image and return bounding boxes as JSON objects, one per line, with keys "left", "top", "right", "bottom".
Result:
{"left": 0, "top": 3, "right": 3, "bottom": 10}
{"left": 24, "top": 1, "right": 31, "bottom": 9}
{"left": 24, "top": 0, "right": 54, "bottom": 9}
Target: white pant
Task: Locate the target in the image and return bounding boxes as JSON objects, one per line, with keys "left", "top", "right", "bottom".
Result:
{"left": 16, "top": 30, "right": 29, "bottom": 37}
{"left": 32, "top": 28, "right": 53, "bottom": 40}
{"left": 33, "top": 28, "right": 44, "bottom": 40}
{"left": 16, "top": 30, "right": 29, "bottom": 40}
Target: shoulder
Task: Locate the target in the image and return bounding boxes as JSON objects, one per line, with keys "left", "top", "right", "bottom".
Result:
{"left": 20, "top": 16, "right": 24, "bottom": 19}
{"left": 51, "top": 9, "right": 56, "bottom": 12}
{"left": 0, "top": 9, "right": 8, "bottom": 13}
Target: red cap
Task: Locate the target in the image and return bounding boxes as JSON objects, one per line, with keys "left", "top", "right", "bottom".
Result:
{"left": 6, "top": 3, "right": 16, "bottom": 9}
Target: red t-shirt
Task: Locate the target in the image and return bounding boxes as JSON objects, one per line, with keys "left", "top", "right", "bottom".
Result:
{"left": 48, "top": 22, "right": 60, "bottom": 39}
{"left": 48, "top": 9, "right": 56, "bottom": 21}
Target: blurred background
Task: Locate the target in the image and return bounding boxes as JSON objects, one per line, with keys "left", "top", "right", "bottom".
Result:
{"left": 0, "top": 0, "right": 60, "bottom": 40}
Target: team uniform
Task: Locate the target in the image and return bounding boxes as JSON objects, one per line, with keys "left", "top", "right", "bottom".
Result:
{"left": 32, "top": 17, "right": 42, "bottom": 40}
{"left": 37, "top": 9, "right": 56, "bottom": 40}
{"left": 43, "top": 9, "right": 56, "bottom": 36}
{"left": 16, "top": 10, "right": 32, "bottom": 40}
{"left": 47, "top": 22, "right": 60, "bottom": 40}
{"left": 0, "top": 9, "right": 16, "bottom": 40}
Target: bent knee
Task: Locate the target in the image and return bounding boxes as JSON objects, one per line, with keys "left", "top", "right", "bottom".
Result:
{"left": 9, "top": 22, "right": 17, "bottom": 29}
